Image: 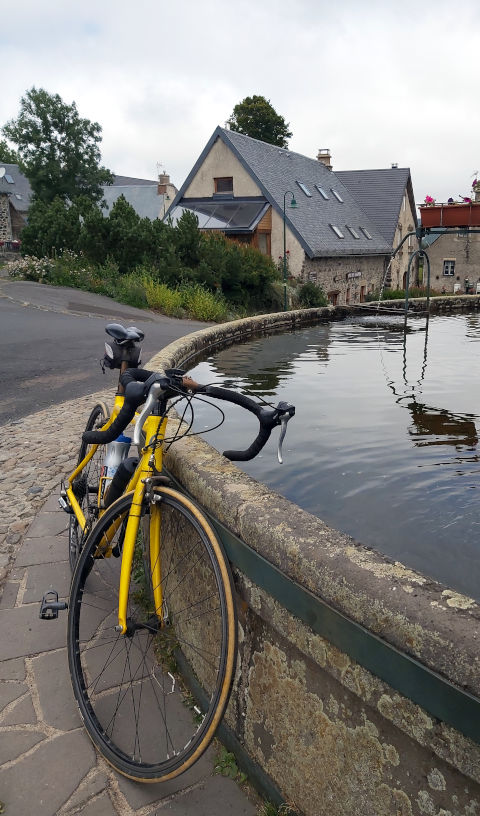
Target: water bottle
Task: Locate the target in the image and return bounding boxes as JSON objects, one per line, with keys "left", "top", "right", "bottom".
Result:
{"left": 100, "top": 434, "right": 131, "bottom": 500}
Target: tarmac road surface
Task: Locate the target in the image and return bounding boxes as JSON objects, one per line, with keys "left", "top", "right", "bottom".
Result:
{"left": 0, "top": 277, "right": 209, "bottom": 426}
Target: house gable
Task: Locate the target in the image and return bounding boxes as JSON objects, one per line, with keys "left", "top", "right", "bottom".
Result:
{"left": 184, "top": 139, "right": 262, "bottom": 198}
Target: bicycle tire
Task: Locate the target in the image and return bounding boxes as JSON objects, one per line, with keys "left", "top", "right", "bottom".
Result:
{"left": 68, "top": 401, "right": 109, "bottom": 572}
{"left": 67, "top": 486, "right": 237, "bottom": 782}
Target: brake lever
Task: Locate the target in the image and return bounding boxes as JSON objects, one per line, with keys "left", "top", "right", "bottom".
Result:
{"left": 276, "top": 402, "right": 295, "bottom": 464}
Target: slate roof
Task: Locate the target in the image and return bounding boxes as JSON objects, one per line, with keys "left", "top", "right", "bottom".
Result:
{"left": 171, "top": 127, "right": 394, "bottom": 258}
{"left": 0, "top": 164, "right": 32, "bottom": 213}
{"left": 112, "top": 175, "right": 157, "bottom": 186}
{"left": 336, "top": 168, "right": 417, "bottom": 244}
{"left": 101, "top": 185, "right": 165, "bottom": 220}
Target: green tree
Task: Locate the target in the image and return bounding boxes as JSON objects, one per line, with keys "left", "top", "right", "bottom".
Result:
{"left": 226, "top": 95, "right": 292, "bottom": 148}
{"left": 0, "top": 138, "right": 18, "bottom": 163}
{"left": 20, "top": 197, "right": 82, "bottom": 256}
{"left": 3, "top": 87, "right": 113, "bottom": 204}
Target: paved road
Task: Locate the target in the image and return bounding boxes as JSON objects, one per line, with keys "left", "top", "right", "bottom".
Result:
{"left": 0, "top": 278, "right": 208, "bottom": 425}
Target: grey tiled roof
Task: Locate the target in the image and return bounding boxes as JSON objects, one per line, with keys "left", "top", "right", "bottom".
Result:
{"left": 172, "top": 127, "right": 393, "bottom": 258}
{"left": 336, "top": 168, "right": 416, "bottom": 244}
{"left": 112, "top": 175, "right": 157, "bottom": 186}
{"left": 101, "top": 185, "right": 166, "bottom": 220}
{"left": 0, "top": 164, "right": 32, "bottom": 213}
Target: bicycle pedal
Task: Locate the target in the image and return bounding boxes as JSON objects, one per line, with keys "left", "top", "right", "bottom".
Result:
{"left": 39, "top": 591, "right": 68, "bottom": 620}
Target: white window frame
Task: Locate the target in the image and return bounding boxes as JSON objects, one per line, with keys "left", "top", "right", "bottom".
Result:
{"left": 443, "top": 259, "right": 455, "bottom": 276}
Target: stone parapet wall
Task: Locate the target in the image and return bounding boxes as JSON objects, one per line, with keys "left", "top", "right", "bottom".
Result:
{"left": 149, "top": 307, "right": 480, "bottom": 816}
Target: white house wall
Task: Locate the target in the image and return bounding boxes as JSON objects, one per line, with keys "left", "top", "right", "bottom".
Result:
{"left": 271, "top": 206, "right": 304, "bottom": 278}
{"left": 184, "top": 140, "right": 262, "bottom": 198}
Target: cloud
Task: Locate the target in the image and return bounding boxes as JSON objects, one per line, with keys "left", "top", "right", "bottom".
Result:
{"left": 2, "top": 0, "right": 480, "bottom": 202}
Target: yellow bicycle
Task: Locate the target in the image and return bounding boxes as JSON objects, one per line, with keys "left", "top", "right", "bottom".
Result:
{"left": 50, "top": 365, "right": 295, "bottom": 782}
{"left": 61, "top": 323, "right": 144, "bottom": 570}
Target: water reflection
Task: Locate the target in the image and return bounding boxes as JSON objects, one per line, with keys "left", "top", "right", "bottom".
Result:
{"left": 386, "top": 317, "right": 479, "bottom": 453}
{"left": 188, "top": 314, "right": 480, "bottom": 600}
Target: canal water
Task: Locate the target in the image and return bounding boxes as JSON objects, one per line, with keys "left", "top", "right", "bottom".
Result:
{"left": 187, "top": 313, "right": 480, "bottom": 601}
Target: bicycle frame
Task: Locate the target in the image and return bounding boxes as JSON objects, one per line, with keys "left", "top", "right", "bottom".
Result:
{"left": 65, "top": 394, "right": 125, "bottom": 531}
{"left": 107, "top": 413, "right": 168, "bottom": 635}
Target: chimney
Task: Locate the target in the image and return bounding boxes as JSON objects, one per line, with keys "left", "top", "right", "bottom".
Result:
{"left": 317, "top": 149, "right": 332, "bottom": 170}
{"left": 158, "top": 171, "right": 170, "bottom": 194}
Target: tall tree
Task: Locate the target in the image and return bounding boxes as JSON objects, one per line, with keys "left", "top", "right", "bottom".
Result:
{"left": 226, "top": 95, "right": 292, "bottom": 148}
{"left": 3, "top": 87, "right": 113, "bottom": 203}
{"left": 0, "top": 138, "right": 18, "bottom": 163}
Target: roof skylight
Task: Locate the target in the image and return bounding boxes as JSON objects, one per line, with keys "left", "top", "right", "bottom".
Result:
{"left": 5, "top": 174, "right": 14, "bottom": 184}
{"left": 331, "top": 189, "right": 344, "bottom": 203}
{"left": 360, "top": 226, "right": 373, "bottom": 239}
{"left": 346, "top": 225, "right": 360, "bottom": 238}
{"left": 329, "top": 224, "right": 345, "bottom": 239}
{"left": 315, "top": 185, "right": 329, "bottom": 200}
{"left": 296, "top": 181, "right": 312, "bottom": 197}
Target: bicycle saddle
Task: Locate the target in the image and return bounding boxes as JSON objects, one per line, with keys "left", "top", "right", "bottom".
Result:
{"left": 105, "top": 323, "right": 145, "bottom": 344}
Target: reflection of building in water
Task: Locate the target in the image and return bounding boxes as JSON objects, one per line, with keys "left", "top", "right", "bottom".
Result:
{"left": 407, "top": 402, "right": 478, "bottom": 450}
{"left": 207, "top": 327, "right": 333, "bottom": 394}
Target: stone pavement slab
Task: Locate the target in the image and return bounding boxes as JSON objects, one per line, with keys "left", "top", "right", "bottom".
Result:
{"left": 15, "top": 533, "right": 67, "bottom": 567}
{"left": 76, "top": 792, "right": 118, "bottom": 816}
{"left": 161, "top": 774, "right": 257, "bottom": 814}
{"left": 0, "top": 730, "right": 97, "bottom": 816}
{"left": 24, "top": 560, "right": 70, "bottom": 604}
{"left": 0, "top": 604, "right": 67, "bottom": 660}
{"left": 32, "top": 648, "right": 82, "bottom": 732}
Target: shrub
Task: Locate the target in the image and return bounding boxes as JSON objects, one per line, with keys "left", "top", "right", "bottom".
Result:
{"left": 143, "top": 278, "right": 184, "bottom": 317}
{"left": 7, "top": 255, "right": 54, "bottom": 282}
{"left": 180, "top": 282, "right": 229, "bottom": 322}
{"left": 296, "top": 281, "right": 327, "bottom": 308}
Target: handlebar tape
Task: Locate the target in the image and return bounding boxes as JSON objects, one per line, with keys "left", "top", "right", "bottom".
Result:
{"left": 223, "top": 425, "right": 272, "bottom": 461}
{"left": 203, "top": 385, "right": 275, "bottom": 461}
{"left": 82, "top": 382, "right": 145, "bottom": 445}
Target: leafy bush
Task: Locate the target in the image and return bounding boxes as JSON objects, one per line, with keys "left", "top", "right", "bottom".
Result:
{"left": 296, "top": 281, "right": 327, "bottom": 308}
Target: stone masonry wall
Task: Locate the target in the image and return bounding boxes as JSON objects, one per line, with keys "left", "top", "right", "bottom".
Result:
{"left": 424, "top": 232, "right": 480, "bottom": 293}
{"left": 303, "top": 254, "right": 386, "bottom": 305}
{"left": 148, "top": 307, "right": 480, "bottom": 816}
{"left": 0, "top": 194, "right": 12, "bottom": 241}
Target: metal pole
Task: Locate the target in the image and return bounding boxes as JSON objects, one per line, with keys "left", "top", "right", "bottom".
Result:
{"left": 283, "top": 192, "right": 288, "bottom": 311}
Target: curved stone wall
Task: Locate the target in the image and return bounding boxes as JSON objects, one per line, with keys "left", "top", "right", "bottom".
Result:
{"left": 149, "top": 307, "right": 480, "bottom": 816}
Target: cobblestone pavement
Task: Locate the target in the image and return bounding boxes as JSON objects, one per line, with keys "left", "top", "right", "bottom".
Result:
{"left": 0, "top": 393, "right": 257, "bottom": 816}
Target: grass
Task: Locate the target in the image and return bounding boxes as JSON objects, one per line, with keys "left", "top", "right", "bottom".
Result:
{"left": 5, "top": 252, "right": 233, "bottom": 323}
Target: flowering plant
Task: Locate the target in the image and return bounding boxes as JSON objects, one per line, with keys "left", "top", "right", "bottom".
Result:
{"left": 424, "top": 195, "right": 435, "bottom": 205}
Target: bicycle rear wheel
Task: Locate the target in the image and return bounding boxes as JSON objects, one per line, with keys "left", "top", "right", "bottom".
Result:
{"left": 69, "top": 402, "right": 109, "bottom": 571}
{"left": 67, "top": 487, "right": 237, "bottom": 782}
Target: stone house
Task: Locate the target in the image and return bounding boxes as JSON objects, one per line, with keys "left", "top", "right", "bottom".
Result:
{"left": 167, "top": 127, "right": 418, "bottom": 305}
{"left": 0, "top": 164, "right": 31, "bottom": 243}
{"left": 420, "top": 186, "right": 480, "bottom": 296}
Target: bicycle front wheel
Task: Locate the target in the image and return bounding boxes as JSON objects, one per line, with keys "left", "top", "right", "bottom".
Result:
{"left": 68, "top": 402, "right": 109, "bottom": 571}
{"left": 67, "top": 487, "right": 237, "bottom": 782}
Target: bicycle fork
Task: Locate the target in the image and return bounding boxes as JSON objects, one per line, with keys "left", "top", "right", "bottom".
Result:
{"left": 116, "top": 478, "right": 164, "bottom": 635}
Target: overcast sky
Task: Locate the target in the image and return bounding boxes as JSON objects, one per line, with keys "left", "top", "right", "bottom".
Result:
{"left": 2, "top": 0, "right": 479, "bottom": 207}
